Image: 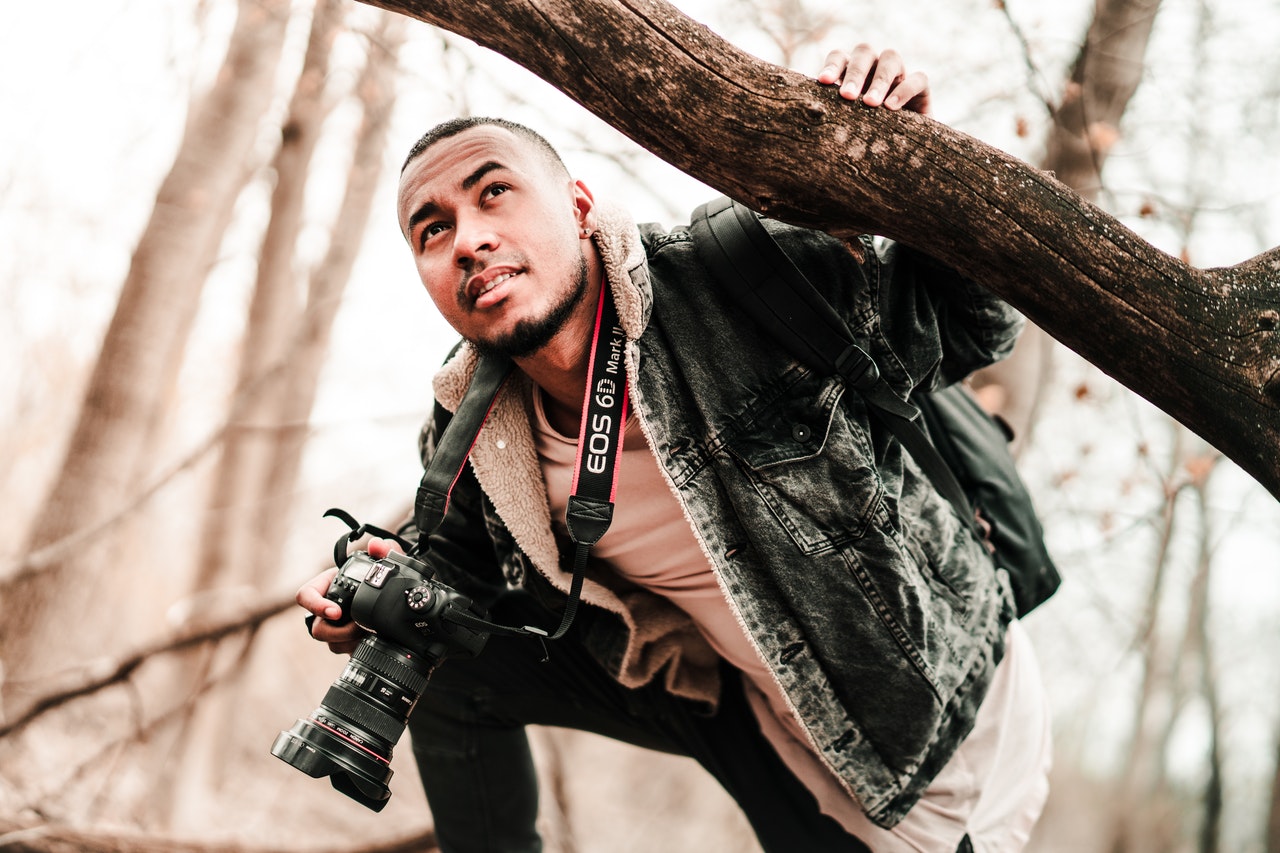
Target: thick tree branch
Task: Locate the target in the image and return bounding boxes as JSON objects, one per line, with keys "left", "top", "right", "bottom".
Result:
{"left": 0, "top": 821, "right": 436, "bottom": 853}
{"left": 359, "top": 0, "right": 1280, "bottom": 499}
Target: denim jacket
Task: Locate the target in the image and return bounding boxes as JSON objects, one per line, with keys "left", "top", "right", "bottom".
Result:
{"left": 409, "top": 201, "right": 1022, "bottom": 828}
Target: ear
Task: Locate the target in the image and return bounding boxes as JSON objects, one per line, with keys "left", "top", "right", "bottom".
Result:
{"left": 571, "top": 179, "right": 596, "bottom": 235}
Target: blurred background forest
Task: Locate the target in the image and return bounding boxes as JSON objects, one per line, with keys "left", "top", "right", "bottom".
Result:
{"left": 1, "top": 0, "right": 1278, "bottom": 850}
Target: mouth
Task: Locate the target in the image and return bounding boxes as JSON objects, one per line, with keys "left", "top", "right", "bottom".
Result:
{"left": 467, "top": 268, "right": 523, "bottom": 308}
{"left": 477, "top": 271, "right": 520, "bottom": 297}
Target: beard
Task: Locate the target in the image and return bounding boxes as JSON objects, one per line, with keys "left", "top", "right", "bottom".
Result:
{"left": 470, "top": 253, "right": 590, "bottom": 360}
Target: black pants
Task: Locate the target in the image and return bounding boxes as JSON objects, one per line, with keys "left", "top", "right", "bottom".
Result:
{"left": 406, "top": 595, "right": 868, "bottom": 853}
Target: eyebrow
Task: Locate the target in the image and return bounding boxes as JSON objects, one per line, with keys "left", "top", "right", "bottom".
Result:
{"left": 405, "top": 160, "right": 509, "bottom": 242}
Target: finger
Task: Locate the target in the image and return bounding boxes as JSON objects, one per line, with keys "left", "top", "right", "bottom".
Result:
{"left": 296, "top": 568, "right": 343, "bottom": 622}
{"left": 817, "top": 49, "right": 848, "bottom": 84}
{"left": 311, "top": 617, "right": 363, "bottom": 648}
{"left": 861, "top": 48, "right": 905, "bottom": 107}
{"left": 884, "top": 70, "right": 931, "bottom": 115}
{"left": 306, "top": 601, "right": 365, "bottom": 646}
{"left": 367, "top": 537, "right": 404, "bottom": 560}
{"left": 837, "top": 43, "right": 879, "bottom": 101}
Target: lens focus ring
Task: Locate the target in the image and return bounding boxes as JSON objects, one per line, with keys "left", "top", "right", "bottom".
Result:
{"left": 353, "top": 639, "right": 431, "bottom": 695}
{"left": 319, "top": 684, "right": 408, "bottom": 746}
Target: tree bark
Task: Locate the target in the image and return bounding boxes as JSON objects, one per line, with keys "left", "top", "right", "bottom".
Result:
{"left": 355, "top": 0, "right": 1280, "bottom": 500}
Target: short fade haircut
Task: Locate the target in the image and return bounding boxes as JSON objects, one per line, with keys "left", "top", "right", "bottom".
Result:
{"left": 401, "top": 117, "right": 570, "bottom": 180}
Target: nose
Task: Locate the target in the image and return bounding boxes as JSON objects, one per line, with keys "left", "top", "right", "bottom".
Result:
{"left": 452, "top": 212, "right": 498, "bottom": 267}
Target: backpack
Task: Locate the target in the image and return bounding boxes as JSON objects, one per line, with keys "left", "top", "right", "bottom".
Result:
{"left": 690, "top": 196, "right": 1059, "bottom": 617}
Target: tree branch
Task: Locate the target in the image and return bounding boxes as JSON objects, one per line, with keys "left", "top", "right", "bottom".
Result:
{"left": 0, "top": 592, "right": 296, "bottom": 739}
{"left": 357, "top": 0, "right": 1280, "bottom": 499}
{"left": 0, "top": 821, "right": 437, "bottom": 853}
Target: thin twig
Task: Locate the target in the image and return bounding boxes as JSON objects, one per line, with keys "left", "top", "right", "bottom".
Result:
{"left": 995, "top": 1, "right": 1058, "bottom": 118}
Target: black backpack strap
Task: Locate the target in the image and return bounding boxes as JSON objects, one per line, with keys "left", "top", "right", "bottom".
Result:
{"left": 917, "top": 386, "right": 1061, "bottom": 617}
{"left": 690, "top": 197, "right": 980, "bottom": 540}
{"left": 413, "top": 353, "right": 514, "bottom": 540}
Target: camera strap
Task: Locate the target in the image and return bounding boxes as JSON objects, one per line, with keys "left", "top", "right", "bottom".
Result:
{"left": 412, "top": 281, "right": 629, "bottom": 643}
{"left": 557, "top": 277, "right": 629, "bottom": 638}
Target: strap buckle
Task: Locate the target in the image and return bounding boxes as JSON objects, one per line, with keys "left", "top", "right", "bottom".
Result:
{"left": 834, "top": 344, "right": 881, "bottom": 390}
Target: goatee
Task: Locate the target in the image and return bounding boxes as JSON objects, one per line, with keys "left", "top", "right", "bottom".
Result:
{"left": 471, "top": 254, "right": 590, "bottom": 360}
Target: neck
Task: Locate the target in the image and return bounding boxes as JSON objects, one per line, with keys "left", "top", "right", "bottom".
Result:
{"left": 515, "top": 265, "right": 606, "bottom": 437}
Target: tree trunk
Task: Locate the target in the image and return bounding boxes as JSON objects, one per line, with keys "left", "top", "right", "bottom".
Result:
{"left": 196, "top": 0, "right": 347, "bottom": 598}
{"left": 1189, "top": 463, "right": 1224, "bottom": 853}
{"left": 975, "top": 0, "right": 1162, "bottom": 444}
{"left": 162, "top": 0, "right": 349, "bottom": 825}
{"left": 355, "top": 0, "right": 1280, "bottom": 500}
{"left": 165, "top": 12, "right": 407, "bottom": 821}
{"left": 1, "top": 0, "right": 292, "bottom": 709}
{"left": 1108, "top": 425, "right": 1188, "bottom": 853}
{"left": 254, "top": 13, "right": 408, "bottom": 556}
{"left": 1043, "top": 0, "right": 1162, "bottom": 199}
{"left": 1267, "top": 734, "right": 1280, "bottom": 853}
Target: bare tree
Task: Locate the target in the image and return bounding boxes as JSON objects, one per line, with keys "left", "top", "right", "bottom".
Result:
{"left": 148, "top": 0, "right": 350, "bottom": 823}
{"left": 2, "top": 0, "right": 293, "bottom": 711}
{"left": 196, "top": 0, "right": 349, "bottom": 607}
{"left": 976, "top": 0, "right": 1162, "bottom": 446}
{"left": 250, "top": 13, "right": 408, "bottom": 555}
{"left": 1268, "top": 737, "right": 1280, "bottom": 853}
{"left": 166, "top": 5, "right": 408, "bottom": 822}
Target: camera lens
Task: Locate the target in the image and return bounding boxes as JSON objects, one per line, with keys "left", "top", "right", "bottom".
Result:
{"left": 271, "top": 636, "right": 434, "bottom": 811}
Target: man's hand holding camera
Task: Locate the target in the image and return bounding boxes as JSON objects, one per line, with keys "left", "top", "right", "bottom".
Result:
{"left": 297, "top": 537, "right": 402, "bottom": 655}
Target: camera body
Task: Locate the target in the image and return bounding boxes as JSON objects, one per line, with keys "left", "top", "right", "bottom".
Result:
{"left": 326, "top": 549, "right": 488, "bottom": 662}
{"left": 271, "top": 548, "right": 489, "bottom": 811}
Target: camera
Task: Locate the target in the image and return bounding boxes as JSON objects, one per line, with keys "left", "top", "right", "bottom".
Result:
{"left": 271, "top": 546, "right": 489, "bottom": 811}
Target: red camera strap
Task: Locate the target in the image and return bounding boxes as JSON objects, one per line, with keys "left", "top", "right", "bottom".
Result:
{"left": 412, "top": 283, "right": 628, "bottom": 642}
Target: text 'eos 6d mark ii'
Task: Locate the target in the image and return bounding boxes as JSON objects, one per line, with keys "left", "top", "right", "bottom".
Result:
{"left": 271, "top": 510, "right": 490, "bottom": 812}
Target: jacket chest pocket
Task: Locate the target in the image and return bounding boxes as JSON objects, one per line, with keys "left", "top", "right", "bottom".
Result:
{"left": 725, "top": 377, "right": 883, "bottom": 555}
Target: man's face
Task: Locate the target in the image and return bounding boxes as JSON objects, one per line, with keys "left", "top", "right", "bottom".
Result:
{"left": 397, "top": 126, "right": 595, "bottom": 359}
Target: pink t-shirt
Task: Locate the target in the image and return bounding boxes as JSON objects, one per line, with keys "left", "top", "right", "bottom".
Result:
{"left": 532, "top": 390, "right": 1051, "bottom": 851}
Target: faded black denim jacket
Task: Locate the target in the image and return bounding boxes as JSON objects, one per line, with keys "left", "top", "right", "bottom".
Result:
{"left": 407, "top": 201, "right": 1023, "bottom": 828}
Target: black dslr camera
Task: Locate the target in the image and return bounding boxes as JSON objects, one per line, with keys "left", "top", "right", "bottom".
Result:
{"left": 270, "top": 512, "right": 489, "bottom": 811}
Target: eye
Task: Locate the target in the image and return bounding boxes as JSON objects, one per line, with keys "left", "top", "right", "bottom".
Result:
{"left": 418, "top": 221, "right": 449, "bottom": 250}
{"left": 482, "top": 183, "right": 509, "bottom": 201}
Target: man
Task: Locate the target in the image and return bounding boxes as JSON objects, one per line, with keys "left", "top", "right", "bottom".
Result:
{"left": 299, "top": 46, "right": 1051, "bottom": 852}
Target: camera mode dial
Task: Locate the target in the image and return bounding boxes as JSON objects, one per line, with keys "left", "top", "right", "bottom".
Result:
{"left": 405, "top": 585, "right": 435, "bottom": 611}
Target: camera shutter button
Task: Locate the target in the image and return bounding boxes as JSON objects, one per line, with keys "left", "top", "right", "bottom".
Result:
{"left": 406, "top": 585, "right": 435, "bottom": 610}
